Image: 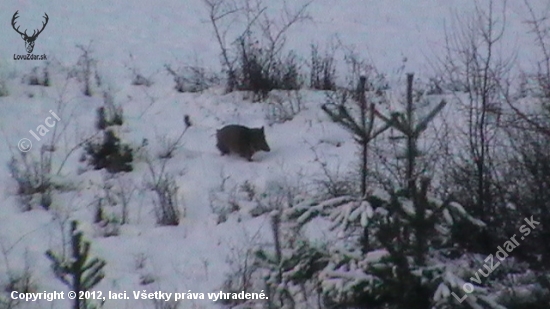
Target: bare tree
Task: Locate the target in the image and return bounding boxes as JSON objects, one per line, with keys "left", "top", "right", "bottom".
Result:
{"left": 503, "top": 0, "right": 550, "bottom": 136}
{"left": 499, "top": 0, "right": 550, "bottom": 273}
{"left": 435, "top": 0, "right": 515, "bottom": 248}
{"left": 257, "top": 0, "right": 312, "bottom": 73}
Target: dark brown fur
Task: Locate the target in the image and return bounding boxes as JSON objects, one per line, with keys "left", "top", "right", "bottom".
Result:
{"left": 216, "top": 125, "right": 270, "bottom": 161}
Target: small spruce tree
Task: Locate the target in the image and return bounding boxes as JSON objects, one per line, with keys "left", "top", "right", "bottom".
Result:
{"left": 85, "top": 104, "right": 133, "bottom": 174}
{"left": 288, "top": 74, "right": 506, "bottom": 308}
{"left": 322, "top": 76, "right": 392, "bottom": 197}
{"left": 46, "top": 220, "right": 106, "bottom": 309}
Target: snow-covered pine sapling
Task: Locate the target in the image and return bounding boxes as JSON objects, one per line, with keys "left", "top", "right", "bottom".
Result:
{"left": 373, "top": 73, "right": 446, "bottom": 198}
{"left": 290, "top": 73, "right": 491, "bottom": 308}
{"left": 322, "top": 76, "right": 392, "bottom": 196}
{"left": 45, "top": 220, "right": 106, "bottom": 309}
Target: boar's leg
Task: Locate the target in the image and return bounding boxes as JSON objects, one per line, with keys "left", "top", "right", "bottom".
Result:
{"left": 238, "top": 148, "right": 254, "bottom": 161}
{"left": 216, "top": 142, "right": 230, "bottom": 155}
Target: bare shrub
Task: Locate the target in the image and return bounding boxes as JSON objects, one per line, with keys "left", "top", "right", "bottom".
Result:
{"left": 0, "top": 81, "right": 8, "bottom": 97}
{"left": 309, "top": 43, "right": 337, "bottom": 91}
{"left": 0, "top": 80, "right": 8, "bottom": 97}
{"left": 209, "top": 178, "right": 257, "bottom": 224}
{"left": 203, "top": 0, "right": 311, "bottom": 97}
{"left": 125, "top": 53, "right": 154, "bottom": 87}
{"left": 0, "top": 60, "right": 12, "bottom": 97}
{"left": 144, "top": 116, "right": 191, "bottom": 226}
{"left": 265, "top": 90, "right": 304, "bottom": 124}
{"left": 209, "top": 190, "right": 240, "bottom": 224}
{"left": 0, "top": 249, "right": 37, "bottom": 309}
{"left": 209, "top": 176, "right": 303, "bottom": 224}
{"left": 250, "top": 177, "right": 307, "bottom": 217}
{"left": 26, "top": 63, "right": 50, "bottom": 87}
{"left": 235, "top": 37, "right": 304, "bottom": 101}
{"left": 97, "top": 90, "right": 124, "bottom": 129}
{"left": 132, "top": 253, "right": 156, "bottom": 285}
{"left": 91, "top": 172, "right": 137, "bottom": 237}
{"left": 157, "top": 115, "right": 192, "bottom": 160}
{"left": 70, "top": 42, "right": 101, "bottom": 96}
{"left": 208, "top": 170, "right": 239, "bottom": 224}
{"left": 235, "top": 36, "right": 271, "bottom": 100}
{"left": 220, "top": 235, "right": 260, "bottom": 307}
{"left": 164, "top": 63, "right": 216, "bottom": 93}
{"left": 139, "top": 274, "right": 155, "bottom": 286}
{"left": 239, "top": 180, "right": 256, "bottom": 201}
{"left": 226, "top": 179, "right": 321, "bottom": 308}
{"left": 146, "top": 171, "right": 182, "bottom": 226}
{"left": 8, "top": 147, "right": 54, "bottom": 210}
{"left": 310, "top": 147, "right": 357, "bottom": 198}
{"left": 145, "top": 138, "right": 184, "bottom": 227}
{"left": 114, "top": 175, "right": 136, "bottom": 225}
{"left": 270, "top": 50, "right": 304, "bottom": 91}
{"left": 7, "top": 77, "right": 98, "bottom": 211}
{"left": 4, "top": 269, "right": 36, "bottom": 295}
{"left": 434, "top": 0, "right": 514, "bottom": 252}
{"left": 94, "top": 207, "right": 120, "bottom": 238}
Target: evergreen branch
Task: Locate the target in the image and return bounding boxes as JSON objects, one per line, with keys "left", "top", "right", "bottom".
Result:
{"left": 82, "top": 261, "right": 106, "bottom": 289}
{"left": 81, "top": 258, "right": 102, "bottom": 273}
{"left": 413, "top": 100, "right": 447, "bottom": 137}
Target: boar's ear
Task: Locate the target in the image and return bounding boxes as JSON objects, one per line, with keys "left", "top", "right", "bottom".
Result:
{"left": 261, "top": 126, "right": 264, "bottom": 132}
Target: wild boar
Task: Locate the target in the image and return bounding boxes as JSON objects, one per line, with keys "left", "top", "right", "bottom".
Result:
{"left": 216, "top": 125, "right": 270, "bottom": 161}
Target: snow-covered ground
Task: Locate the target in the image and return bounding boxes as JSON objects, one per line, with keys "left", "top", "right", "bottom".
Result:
{"left": 0, "top": 0, "right": 546, "bottom": 308}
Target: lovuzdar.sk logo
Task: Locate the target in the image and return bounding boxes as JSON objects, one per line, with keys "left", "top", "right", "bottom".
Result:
{"left": 11, "top": 10, "right": 48, "bottom": 60}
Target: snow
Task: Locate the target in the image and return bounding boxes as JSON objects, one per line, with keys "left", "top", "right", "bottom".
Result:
{"left": 433, "top": 282, "right": 451, "bottom": 302}
{"left": 0, "top": 0, "right": 546, "bottom": 308}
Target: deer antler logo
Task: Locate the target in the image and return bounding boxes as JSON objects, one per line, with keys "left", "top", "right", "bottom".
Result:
{"left": 11, "top": 11, "right": 49, "bottom": 54}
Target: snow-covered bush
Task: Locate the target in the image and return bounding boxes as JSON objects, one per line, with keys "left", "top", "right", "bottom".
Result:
{"left": 290, "top": 188, "right": 493, "bottom": 308}
{"left": 219, "top": 179, "right": 321, "bottom": 308}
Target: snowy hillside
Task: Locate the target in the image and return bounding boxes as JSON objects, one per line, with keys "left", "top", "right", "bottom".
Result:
{"left": 1, "top": 0, "right": 549, "bottom": 309}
